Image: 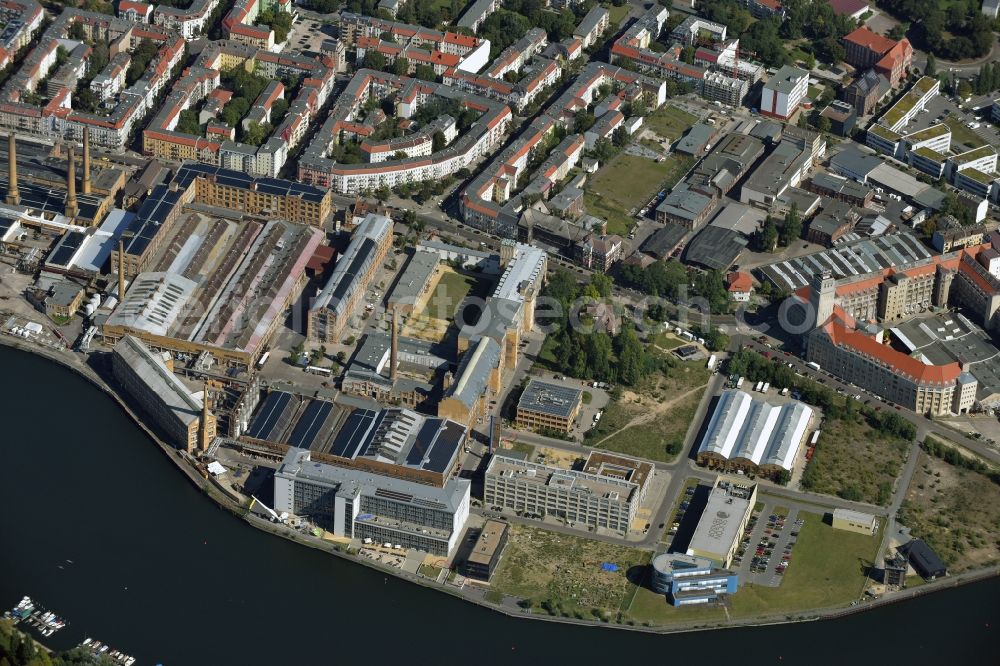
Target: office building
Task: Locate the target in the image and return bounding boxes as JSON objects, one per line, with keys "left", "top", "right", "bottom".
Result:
{"left": 650, "top": 553, "right": 738, "bottom": 606}
{"left": 484, "top": 452, "right": 651, "bottom": 535}
{"left": 842, "top": 27, "right": 912, "bottom": 87}
{"left": 274, "top": 448, "right": 471, "bottom": 556}
{"left": 686, "top": 476, "right": 757, "bottom": 568}
{"left": 760, "top": 66, "right": 808, "bottom": 120}
{"left": 516, "top": 379, "right": 583, "bottom": 433}
{"left": 464, "top": 519, "right": 509, "bottom": 581}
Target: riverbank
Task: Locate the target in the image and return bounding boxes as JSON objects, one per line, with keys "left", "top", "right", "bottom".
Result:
{"left": 0, "top": 332, "right": 996, "bottom": 639}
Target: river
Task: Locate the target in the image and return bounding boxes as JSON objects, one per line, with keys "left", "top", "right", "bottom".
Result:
{"left": 0, "top": 344, "right": 995, "bottom": 665}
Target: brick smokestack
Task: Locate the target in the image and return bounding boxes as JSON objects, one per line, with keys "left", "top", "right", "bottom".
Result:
{"left": 65, "top": 145, "right": 78, "bottom": 218}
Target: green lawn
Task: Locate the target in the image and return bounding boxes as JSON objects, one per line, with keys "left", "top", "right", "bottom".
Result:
{"left": 506, "top": 441, "right": 535, "bottom": 458}
{"left": 596, "top": 390, "right": 702, "bottom": 463}
{"left": 651, "top": 331, "right": 684, "bottom": 350}
{"left": 943, "top": 116, "right": 988, "bottom": 149}
{"left": 419, "top": 564, "right": 441, "bottom": 578}
{"left": 644, "top": 105, "right": 698, "bottom": 141}
{"left": 585, "top": 153, "right": 692, "bottom": 235}
{"left": 730, "top": 512, "right": 882, "bottom": 618}
{"left": 603, "top": 2, "right": 630, "bottom": 25}
{"left": 427, "top": 269, "right": 475, "bottom": 320}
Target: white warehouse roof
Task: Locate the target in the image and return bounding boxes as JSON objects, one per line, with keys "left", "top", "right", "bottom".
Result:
{"left": 698, "top": 390, "right": 813, "bottom": 471}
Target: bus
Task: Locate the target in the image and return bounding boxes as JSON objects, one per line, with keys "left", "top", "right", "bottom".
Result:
{"left": 305, "top": 365, "right": 332, "bottom": 376}
{"left": 256, "top": 350, "right": 270, "bottom": 369}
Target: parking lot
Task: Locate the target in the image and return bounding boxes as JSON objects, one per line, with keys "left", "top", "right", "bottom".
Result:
{"left": 284, "top": 15, "right": 336, "bottom": 56}
{"left": 732, "top": 502, "right": 804, "bottom": 587}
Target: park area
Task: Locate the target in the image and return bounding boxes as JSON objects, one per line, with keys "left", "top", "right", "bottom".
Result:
{"left": 901, "top": 439, "right": 1000, "bottom": 572}
{"left": 586, "top": 359, "right": 710, "bottom": 462}
{"left": 799, "top": 416, "right": 911, "bottom": 505}
{"left": 729, "top": 512, "right": 882, "bottom": 618}
{"left": 585, "top": 152, "right": 692, "bottom": 235}
{"left": 490, "top": 525, "right": 650, "bottom": 621}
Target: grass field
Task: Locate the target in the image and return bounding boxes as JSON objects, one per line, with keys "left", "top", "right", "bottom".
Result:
{"left": 426, "top": 268, "right": 474, "bottom": 319}
{"left": 490, "top": 525, "right": 651, "bottom": 618}
{"left": 585, "top": 153, "right": 680, "bottom": 235}
{"left": 644, "top": 105, "right": 698, "bottom": 141}
{"left": 900, "top": 450, "right": 1000, "bottom": 572}
{"left": 800, "top": 417, "right": 910, "bottom": 505}
{"left": 943, "top": 116, "right": 988, "bottom": 149}
{"left": 596, "top": 390, "right": 701, "bottom": 462}
{"left": 730, "top": 512, "right": 882, "bottom": 617}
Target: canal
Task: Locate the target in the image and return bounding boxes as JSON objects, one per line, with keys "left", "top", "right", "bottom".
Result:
{"left": 0, "top": 345, "right": 995, "bottom": 664}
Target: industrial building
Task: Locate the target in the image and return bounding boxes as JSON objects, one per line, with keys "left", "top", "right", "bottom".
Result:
{"left": 111, "top": 335, "right": 216, "bottom": 452}
{"left": 464, "top": 519, "right": 509, "bottom": 581}
{"left": 103, "top": 217, "right": 324, "bottom": 370}
{"left": 831, "top": 508, "right": 878, "bottom": 535}
{"left": 650, "top": 553, "right": 738, "bottom": 606}
{"left": 274, "top": 447, "right": 471, "bottom": 556}
{"left": 696, "top": 390, "right": 814, "bottom": 476}
{"left": 484, "top": 451, "right": 651, "bottom": 535}
{"left": 515, "top": 379, "right": 583, "bottom": 434}
{"left": 898, "top": 539, "right": 947, "bottom": 580}
{"left": 244, "top": 398, "right": 467, "bottom": 488}
{"left": 308, "top": 214, "right": 394, "bottom": 344}
{"left": 686, "top": 476, "right": 757, "bottom": 569}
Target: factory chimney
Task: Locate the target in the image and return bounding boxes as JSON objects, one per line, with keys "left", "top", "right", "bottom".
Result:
{"left": 200, "top": 382, "right": 212, "bottom": 452}
{"left": 6, "top": 133, "right": 19, "bottom": 206}
{"left": 82, "top": 127, "right": 91, "bottom": 195}
{"left": 390, "top": 307, "right": 399, "bottom": 382}
{"left": 117, "top": 239, "right": 126, "bottom": 300}
{"left": 65, "top": 145, "right": 78, "bottom": 218}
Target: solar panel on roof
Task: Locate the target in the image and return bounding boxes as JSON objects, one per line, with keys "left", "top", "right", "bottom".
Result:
{"left": 246, "top": 391, "right": 293, "bottom": 440}
{"left": 328, "top": 409, "right": 377, "bottom": 458}
{"left": 48, "top": 231, "right": 86, "bottom": 266}
{"left": 405, "top": 420, "right": 440, "bottom": 466}
{"left": 288, "top": 399, "right": 333, "bottom": 449}
{"left": 425, "top": 421, "right": 462, "bottom": 473}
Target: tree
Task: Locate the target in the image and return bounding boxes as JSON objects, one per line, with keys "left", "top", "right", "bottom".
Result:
{"left": 74, "top": 88, "right": 101, "bottom": 114}
{"left": 362, "top": 50, "right": 386, "bottom": 71}
{"left": 573, "top": 110, "right": 595, "bottom": 134}
{"left": 780, "top": 205, "right": 802, "bottom": 246}
{"left": 754, "top": 216, "right": 778, "bottom": 252}
{"left": 391, "top": 56, "right": 410, "bottom": 76}
{"left": 956, "top": 78, "right": 973, "bottom": 100}
{"left": 177, "top": 108, "right": 201, "bottom": 135}
{"left": 413, "top": 64, "right": 437, "bottom": 81}
{"left": 68, "top": 21, "right": 87, "bottom": 41}
{"left": 374, "top": 186, "right": 391, "bottom": 202}
{"left": 925, "top": 52, "right": 937, "bottom": 77}
{"left": 432, "top": 130, "right": 446, "bottom": 152}
{"left": 816, "top": 115, "right": 831, "bottom": 133}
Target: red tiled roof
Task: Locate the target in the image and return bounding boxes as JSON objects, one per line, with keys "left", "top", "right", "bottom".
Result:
{"left": 823, "top": 319, "right": 961, "bottom": 385}
{"left": 827, "top": 0, "right": 868, "bottom": 16}
{"left": 727, "top": 271, "right": 753, "bottom": 293}
{"left": 843, "top": 27, "right": 897, "bottom": 56}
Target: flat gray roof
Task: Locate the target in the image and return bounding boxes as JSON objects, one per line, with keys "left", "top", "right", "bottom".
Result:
{"left": 687, "top": 486, "right": 751, "bottom": 559}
